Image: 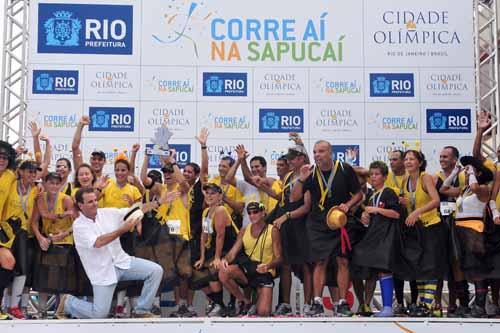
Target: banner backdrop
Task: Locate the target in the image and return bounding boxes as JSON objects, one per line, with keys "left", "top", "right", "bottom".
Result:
{"left": 27, "top": 0, "right": 477, "bottom": 175}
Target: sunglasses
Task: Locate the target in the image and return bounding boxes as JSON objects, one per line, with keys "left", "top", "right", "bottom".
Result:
{"left": 0, "top": 155, "right": 8, "bottom": 161}
{"left": 247, "top": 210, "right": 262, "bottom": 216}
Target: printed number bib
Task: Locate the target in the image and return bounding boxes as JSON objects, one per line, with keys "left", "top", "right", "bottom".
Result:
{"left": 202, "top": 217, "right": 213, "bottom": 234}
{"left": 440, "top": 202, "right": 456, "bottom": 216}
{"left": 167, "top": 219, "right": 181, "bottom": 235}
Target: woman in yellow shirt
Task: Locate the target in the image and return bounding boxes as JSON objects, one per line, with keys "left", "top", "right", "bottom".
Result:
{"left": 31, "top": 172, "right": 75, "bottom": 317}
{"left": 219, "top": 202, "right": 282, "bottom": 317}
{"left": 55, "top": 158, "right": 73, "bottom": 196}
{"left": 401, "top": 150, "right": 446, "bottom": 317}
{"left": 4, "top": 160, "right": 41, "bottom": 319}
{"left": 0, "top": 141, "right": 18, "bottom": 320}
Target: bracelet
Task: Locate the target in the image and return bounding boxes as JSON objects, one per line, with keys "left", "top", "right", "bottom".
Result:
{"left": 201, "top": 146, "right": 207, "bottom": 150}
{"left": 171, "top": 162, "right": 178, "bottom": 167}
{"left": 286, "top": 211, "right": 291, "bottom": 220}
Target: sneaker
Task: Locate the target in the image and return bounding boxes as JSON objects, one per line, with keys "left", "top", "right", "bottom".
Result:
{"left": 412, "top": 304, "right": 430, "bottom": 318}
{"left": 207, "top": 304, "right": 225, "bottom": 317}
{"left": 151, "top": 305, "right": 161, "bottom": 317}
{"left": 407, "top": 303, "right": 420, "bottom": 317}
{"left": 0, "top": 312, "right": 10, "bottom": 320}
{"left": 223, "top": 302, "right": 237, "bottom": 317}
{"left": 132, "top": 311, "right": 158, "bottom": 318}
{"left": 357, "top": 304, "right": 373, "bottom": 317}
{"left": 169, "top": 304, "right": 188, "bottom": 318}
{"left": 468, "top": 305, "right": 487, "bottom": 318}
{"left": 336, "top": 300, "right": 353, "bottom": 317}
{"left": 393, "top": 303, "right": 407, "bottom": 317}
{"left": 306, "top": 302, "right": 324, "bottom": 317}
{"left": 205, "top": 302, "right": 216, "bottom": 316}
{"left": 274, "top": 303, "right": 293, "bottom": 316}
{"left": 236, "top": 302, "right": 252, "bottom": 316}
{"left": 374, "top": 306, "right": 393, "bottom": 317}
{"left": 447, "top": 306, "right": 470, "bottom": 318}
{"left": 431, "top": 307, "right": 443, "bottom": 318}
{"left": 8, "top": 307, "right": 25, "bottom": 320}
{"left": 184, "top": 305, "right": 197, "bottom": 317}
{"left": 302, "top": 304, "right": 311, "bottom": 316}
{"left": 246, "top": 305, "right": 257, "bottom": 317}
{"left": 115, "top": 305, "right": 127, "bottom": 318}
{"left": 54, "top": 294, "right": 69, "bottom": 320}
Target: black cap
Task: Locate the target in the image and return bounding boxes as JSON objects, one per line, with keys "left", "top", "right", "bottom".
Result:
{"left": 18, "top": 160, "right": 42, "bottom": 171}
{"left": 45, "top": 171, "right": 62, "bottom": 182}
{"left": 459, "top": 156, "right": 494, "bottom": 184}
{"left": 147, "top": 169, "right": 163, "bottom": 184}
{"left": 246, "top": 201, "right": 265, "bottom": 212}
{"left": 91, "top": 151, "right": 106, "bottom": 159}
{"left": 284, "top": 145, "right": 307, "bottom": 160}
{"left": 202, "top": 182, "right": 223, "bottom": 194}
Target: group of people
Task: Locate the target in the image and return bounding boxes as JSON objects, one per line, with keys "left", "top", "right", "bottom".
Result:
{"left": 0, "top": 112, "right": 500, "bottom": 320}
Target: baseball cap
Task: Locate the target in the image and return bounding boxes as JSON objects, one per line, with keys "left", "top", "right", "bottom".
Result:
{"left": 202, "top": 182, "right": 223, "bottom": 194}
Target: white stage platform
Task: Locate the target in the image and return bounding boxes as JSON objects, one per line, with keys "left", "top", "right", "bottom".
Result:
{"left": 2, "top": 317, "right": 500, "bottom": 333}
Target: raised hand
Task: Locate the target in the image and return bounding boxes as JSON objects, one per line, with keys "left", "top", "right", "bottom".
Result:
{"left": 79, "top": 116, "right": 90, "bottom": 127}
{"left": 299, "top": 164, "right": 313, "bottom": 181}
{"left": 132, "top": 143, "right": 140, "bottom": 153}
{"left": 235, "top": 144, "right": 248, "bottom": 160}
{"left": 28, "top": 121, "right": 41, "bottom": 137}
{"left": 196, "top": 127, "right": 209, "bottom": 146}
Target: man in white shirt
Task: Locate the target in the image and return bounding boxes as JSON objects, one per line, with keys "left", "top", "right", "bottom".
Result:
{"left": 59, "top": 188, "right": 163, "bottom": 319}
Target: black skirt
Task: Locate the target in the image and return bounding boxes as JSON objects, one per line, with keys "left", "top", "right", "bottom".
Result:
{"left": 74, "top": 248, "right": 93, "bottom": 296}
{"left": 482, "top": 224, "right": 500, "bottom": 278}
{"left": 352, "top": 217, "right": 404, "bottom": 276}
{"left": 272, "top": 201, "right": 311, "bottom": 265}
{"left": 453, "top": 225, "right": 491, "bottom": 279}
{"left": 11, "top": 230, "right": 36, "bottom": 286}
{"left": 398, "top": 222, "right": 449, "bottom": 280}
{"left": 307, "top": 213, "right": 364, "bottom": 262}
{"left": 32, "top": 244, "right": 77, "bottom": 293}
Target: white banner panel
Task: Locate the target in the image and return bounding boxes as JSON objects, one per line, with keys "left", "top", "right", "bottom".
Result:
{"left": 27, "top": 0, "right": 477, "bottom": 176}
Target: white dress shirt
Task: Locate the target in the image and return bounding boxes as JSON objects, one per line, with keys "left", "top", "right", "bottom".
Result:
{"left": 73, "top": 208, "right": 131, "bottom": 286}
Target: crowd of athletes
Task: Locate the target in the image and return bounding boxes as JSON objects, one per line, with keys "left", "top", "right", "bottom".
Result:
{"left": 0, "top": 112, "right": 500, "bottom": 319}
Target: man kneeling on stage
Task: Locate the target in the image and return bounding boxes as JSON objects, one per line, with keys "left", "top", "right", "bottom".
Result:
{"left": 58, "top": 188, "right": 163, "bottom": 319}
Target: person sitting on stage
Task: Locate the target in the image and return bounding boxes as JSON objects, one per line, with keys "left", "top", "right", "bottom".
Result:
{"left": 58, "top": 188, "right": 163, "bottom": 319}
{"left": 219, "top": 202, "right": 282, "bottom": 317}
{"left": 352, "top": 161, "right": 403, "bottom": 317}
{"left": 192, "top": 183, "right": 239, "bottom": 317}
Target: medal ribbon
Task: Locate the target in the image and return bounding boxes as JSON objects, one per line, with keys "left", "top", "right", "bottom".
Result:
{"left": 315, "top": 161, "right": 339, "bottom": 211}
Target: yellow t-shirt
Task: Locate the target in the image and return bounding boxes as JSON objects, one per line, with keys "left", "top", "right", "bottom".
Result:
{"left": 101, "top": 179, "right": 142, "bottom": 208}
{"left": 403, "top": 172, "right": 441, "bottom": 227}
{"left": 0, "top": 170, "right": 16, "bottom": 218}
{"left": 156, "top": 183, "right": 191, "bottom": 240}
{"left": 265, "top": 180, "right": 282, "bottom": 213}
{"left": 243, "top": 224, "right": 276, "bottom": 276}
{"left": 385, "top": 171, "right": 407, "bottom": 196}
{"left": 3, "top": 180, "right": 39, "bottom": 235}
{"left": 209, "top": 176, "right": 244, "bottom": 216}
{"left": 41, "top": 193, "right": 73, "bottom": 245}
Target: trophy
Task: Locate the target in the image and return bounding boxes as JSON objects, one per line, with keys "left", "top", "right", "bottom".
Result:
{"left": 146, "top": 127, "right": 173, "bottom": 156}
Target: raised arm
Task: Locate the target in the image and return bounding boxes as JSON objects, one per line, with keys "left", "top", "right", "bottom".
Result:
{"left": 129, "top": 143, "right": 140, "bottom": 176}
{"left": 473, "top": 111, "right": 491, "bottom": 161}
{"left": 28, "top": 121, "right": 43, "bottom": 164}
{"left": 196, "top": 128, "right": 209, "bottom": 184}
{"left": 72, "top": 116, "right": 90, "bottom": 169}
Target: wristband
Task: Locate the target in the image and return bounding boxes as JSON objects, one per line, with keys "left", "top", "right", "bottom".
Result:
{"left": 468, "top": 174, "right": 478, "bottom": 186}
{"left": 201, "top": 146, "right": 207, "bottom": 150}
{"left": 286, "top": 211, "right": 291, "bottom": 220}
{"left": 171, "top": 162, "right": 178, "bottom": 167}
{"left": 489, "top": 200, "right": 499, "bottom": 220}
